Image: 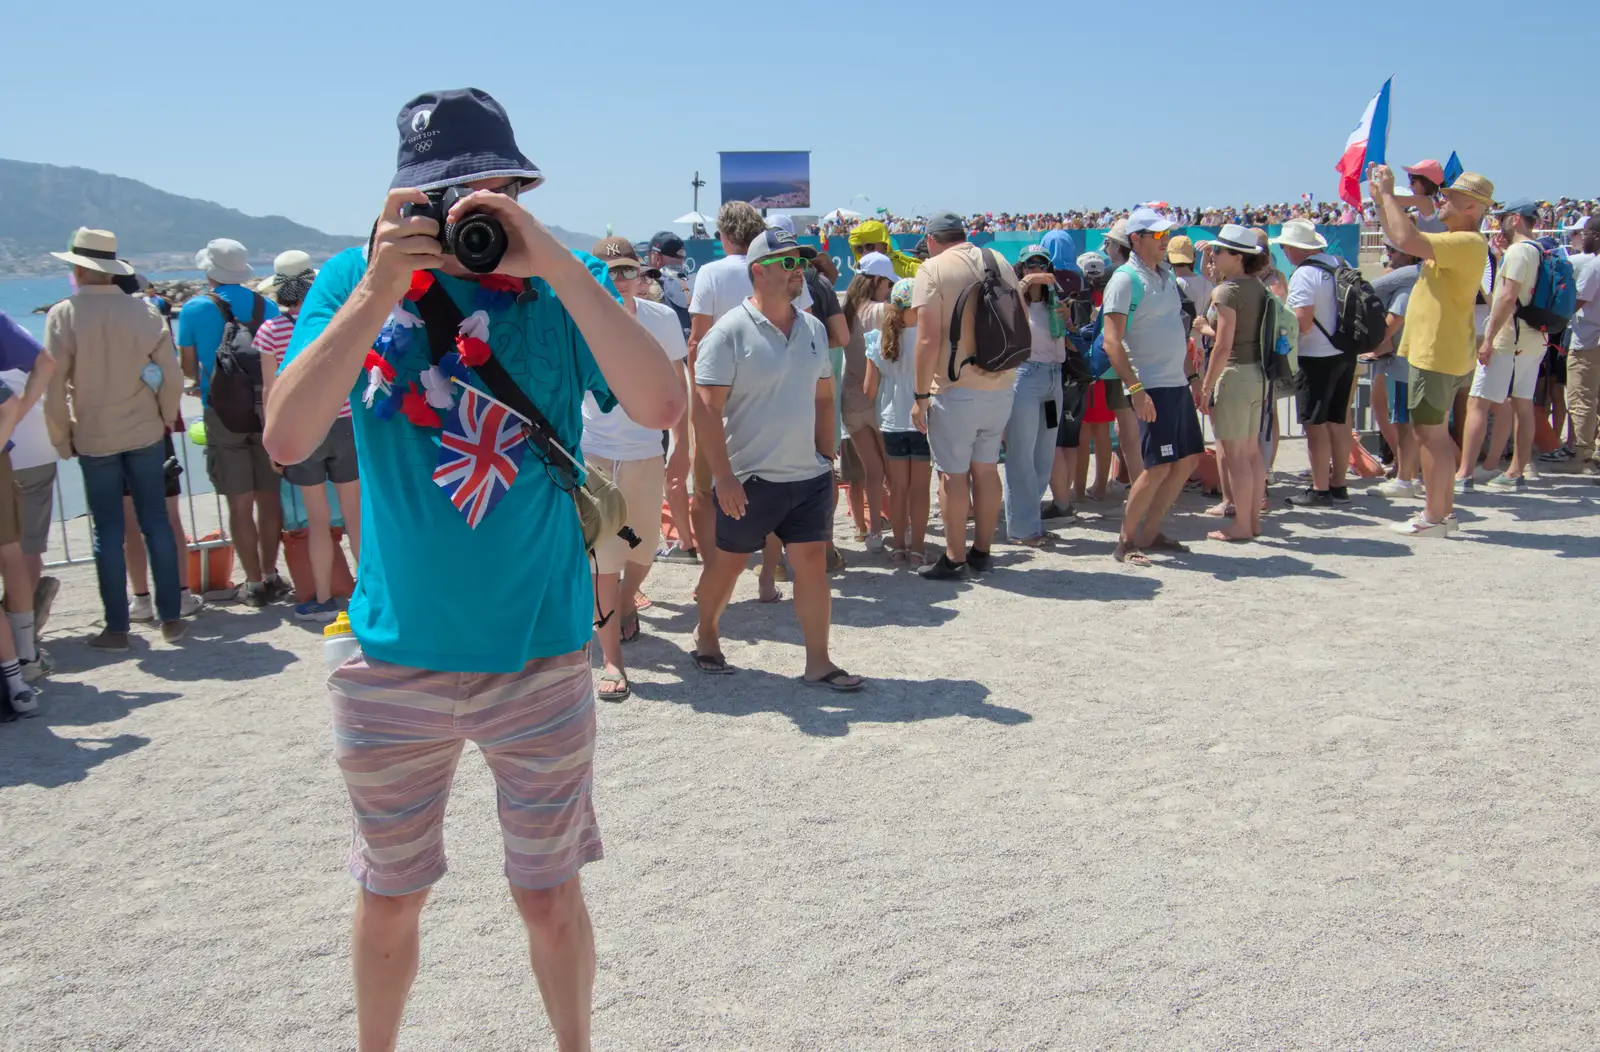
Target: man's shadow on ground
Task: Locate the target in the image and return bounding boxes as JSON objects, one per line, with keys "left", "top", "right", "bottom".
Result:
{"left": 52, "top": 605, "right": 298, "bottom": 684}
{"left": 0, "top": 680, "right": 181, "bottom": 788}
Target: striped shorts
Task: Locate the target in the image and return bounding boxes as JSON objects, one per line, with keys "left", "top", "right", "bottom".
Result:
{"left": 328, "top": 650, "right": 604, "bottom": 896}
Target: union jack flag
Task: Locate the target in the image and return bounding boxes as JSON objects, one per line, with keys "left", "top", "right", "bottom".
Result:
{"left": 432, "top": 387, "right": 528, "bottom": 528}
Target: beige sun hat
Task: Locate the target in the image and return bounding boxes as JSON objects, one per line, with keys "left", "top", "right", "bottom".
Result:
{"left": 51, "top": 228, "right": 135, "bottom": 275}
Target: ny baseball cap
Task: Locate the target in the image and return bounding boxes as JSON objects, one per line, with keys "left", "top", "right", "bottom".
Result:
{"left": 590, "top": 236, "right": 640, "bottom": 269}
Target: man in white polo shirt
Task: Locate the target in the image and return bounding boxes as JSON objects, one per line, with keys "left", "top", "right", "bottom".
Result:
{"left": 691, "top": 228, "right": 861, "bottom": 692}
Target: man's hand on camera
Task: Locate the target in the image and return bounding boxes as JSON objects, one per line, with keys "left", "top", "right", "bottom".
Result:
{"left": 446, "top": 190, "right": 566, "bottom": 280}
{"left": 368, "top": 189, "right": 447, "bottom": 300}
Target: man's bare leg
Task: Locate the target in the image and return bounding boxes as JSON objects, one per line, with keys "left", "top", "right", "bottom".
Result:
{"left": 255, "top": 489, "right": 284, "bottom": 580}
{"left": 936, "top": 471, "right": 971, "bottom": 562}
{"left": 1133, "top": 456, "right": 1197, "bottom": 547}
{"left": 227, "top": 493, "right": 262, "bottom": 582}
{"left": 1507, "top": 396, "right": 1535, "bottom": 478}
{"left": 1113, "top": 408, "right": 1145, "bottom": 484}
{"left": 1118, "top": 462, "right": 1172, "bottom": 546}
{"left": 352, "top": 887, "right": 429, "bottom": 1052}
{"left": 694, "top": 546, "right": 749, "bottom": 661}
{"left": 511, "top": 878, "right": 595, "bottom": 1052}
{"left": 1306, "top": 423, "right": 1333, "bottom": 490}
{"left": 969, "top": 462, "right": 1003, "bottom": 554}
{"left": 757, "top": 534, "right": 783, "bottom": 601}
{"left": 1418, "top": 422, "right": 1457, "bottom": 523}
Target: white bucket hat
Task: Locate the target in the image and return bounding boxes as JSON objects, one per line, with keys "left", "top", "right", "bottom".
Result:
{"left": 196, "top": 238, "right": 253, "bottom": 285}
{"left": 1269, "top": 219, "right": 1328, "bottom": 252}
{"left": 273, "top": 249, "right": 314, "bottom": 280}
{"left": 51, "top": 228, "right": 135, "bottom": 276}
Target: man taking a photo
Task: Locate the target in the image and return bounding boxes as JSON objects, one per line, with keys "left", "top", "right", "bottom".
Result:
{"left": 265, "top": 88, "right": 683, "bottom": 1052}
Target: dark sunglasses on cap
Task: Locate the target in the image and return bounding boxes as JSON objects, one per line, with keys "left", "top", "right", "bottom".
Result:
{"left": 754, "top": 255, "right": 806, "bottom": 271}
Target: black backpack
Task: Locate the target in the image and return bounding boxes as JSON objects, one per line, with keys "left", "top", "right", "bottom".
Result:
{"left": 1303, "top": 258, "right": 1388, "bottom": 356}
{"left": 206, "top": 291, "right": 268, "bottom": 433}
{"left": 948, "top": 248, "right": 1032, "bottom": 381}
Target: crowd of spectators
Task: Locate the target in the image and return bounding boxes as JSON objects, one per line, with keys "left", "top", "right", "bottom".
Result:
{"left": 810, "top": 198, "right": 1598, "bottom": 239}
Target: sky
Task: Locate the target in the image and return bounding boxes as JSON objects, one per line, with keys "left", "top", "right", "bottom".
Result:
{"left": 2, "top": 0, "right": 1595, "bottom": 244}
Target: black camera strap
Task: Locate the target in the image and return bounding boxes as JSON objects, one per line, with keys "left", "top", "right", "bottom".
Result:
{"left": 411, "top": 280, "right": 573, "bottom": 473}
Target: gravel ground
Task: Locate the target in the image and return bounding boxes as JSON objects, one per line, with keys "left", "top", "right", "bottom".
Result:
{"left": 3, "top": 446, "right": 1599, "bottom": 1052}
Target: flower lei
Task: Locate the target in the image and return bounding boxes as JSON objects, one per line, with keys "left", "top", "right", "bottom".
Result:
{"left": 362, "top": 271, "right": 526, "bottom": 431}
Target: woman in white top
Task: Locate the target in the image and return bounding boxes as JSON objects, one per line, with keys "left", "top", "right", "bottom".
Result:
{"left": 1002, "top": 245, "right": 1068, "bottom": 546}
{"left": 864, "top": 279, "right": 931, "bottom": 564}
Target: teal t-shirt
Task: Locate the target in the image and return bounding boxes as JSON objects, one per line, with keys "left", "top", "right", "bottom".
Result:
{"left": 282, "top": 248, "right": 617, "bottom": 673}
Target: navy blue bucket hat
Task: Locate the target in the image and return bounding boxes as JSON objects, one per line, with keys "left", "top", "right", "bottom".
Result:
{"left": 391, "top": 88, "right": 544, "bottom": 193}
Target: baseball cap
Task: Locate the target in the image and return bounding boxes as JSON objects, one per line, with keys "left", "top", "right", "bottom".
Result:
{"left": 1166, "top": 235, "right": 1196, "bottom": 264}
{"left": 855, "top": 252, "right": 896, "bottom": 281}
{"left": 649, "top": 231, "right": 686, "bottom": 257}
{"left": 926, "top": 211, "right": 965, "bottom": 238}
{"left": 591, "top": 236, "right": 640, "bottom": 269}
{"left": 1018, "top": 244, "right": 1051, "bottom": 266}
{"left": 1402, "top": 159, "right": 1446, "bottom": 186}
{"left": 745, "top": 228, "right": 803, "bottom": 265}
{"left": 1493, "top": 198, "right": 1539, "bottom": 219}
{"left": 766, "top": 214, "right": 796, "bottom": 236}
{"left": 1124, "top": 206, "right": 1176, "bottom": 235}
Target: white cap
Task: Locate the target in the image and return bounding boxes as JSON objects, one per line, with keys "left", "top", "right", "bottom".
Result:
{"left": 766, "top": 214, "right": 796, "bottom": 236}
{"left": 1124, "top": 206, "right": 1176, "bottom": 235}
{"left": 854, "top": 252, "right": 896, "bottom": 281}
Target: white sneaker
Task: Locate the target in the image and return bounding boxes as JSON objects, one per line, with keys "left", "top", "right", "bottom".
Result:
{"left": 178, "top": 591, "right": 204, "bottom": 617}
{"left": 9, "top": 686, "right": 38, "bottom": 716}
{"left": 864, "top": 532, "right": 886, "bottom": 553}
{"left": 1367, "top": 479, "right": 1417, "bottom": 499}
{"left": 1471, "top": 466, "right": 1500, "bottom": 485}
{"left": 1523, "top": 464, "right": 1541, "bottom": 481}
{"left": 1392, "top": 515, "right": 1450, "bottom": 538}
{"left": 129, "top": 594, "right": 155, "bottom": 622}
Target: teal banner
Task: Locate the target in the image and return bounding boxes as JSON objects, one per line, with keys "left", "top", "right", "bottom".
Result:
{"left": 681, "top": 226, "right": 1362, "bottom": 291}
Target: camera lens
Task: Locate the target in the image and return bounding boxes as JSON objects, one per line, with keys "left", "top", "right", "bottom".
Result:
{"left": 447, "top": 213, "right": 508, "bottom": 274}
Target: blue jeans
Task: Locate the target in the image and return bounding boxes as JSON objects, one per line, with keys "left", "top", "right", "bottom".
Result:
{"left": 1002, "top": 361, "right": 1062, "bottom": 540}
{"left": 81, "top": 440, "right": 181, "bottom": 631}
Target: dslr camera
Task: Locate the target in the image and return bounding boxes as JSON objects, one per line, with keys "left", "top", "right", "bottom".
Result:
{"left": 401, "top": 186, "right": 508, "bottom": 274}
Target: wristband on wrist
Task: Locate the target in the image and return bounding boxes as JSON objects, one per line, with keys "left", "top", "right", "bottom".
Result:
{"left": 914, "top": 393, "right": 931, "bottom": 401}
{"left": 1127, "top": 382, "right": 1145, "bottom": 395}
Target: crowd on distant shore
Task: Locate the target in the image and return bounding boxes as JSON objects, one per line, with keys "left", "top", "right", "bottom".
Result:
{"left": 811, "top": 197, "right": 1600, "bottom": 240}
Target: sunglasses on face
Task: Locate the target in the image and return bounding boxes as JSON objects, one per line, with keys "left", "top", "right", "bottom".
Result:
{"left": 1137, "top": 229, "right": 1171, "bottom": 242}
{"left": 611, "top": 266, "right": 641, "bottom": 280}
{"left": 1022, "top": 259, "right": 1051, "bottom": 270}
{"left": 755, "top": 256, "right": 806, "bottom": 271}
{"left": 853, "top": 243, "right": 887, "bottom": 255}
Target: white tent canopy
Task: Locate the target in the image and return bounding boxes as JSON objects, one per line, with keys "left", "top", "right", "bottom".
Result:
{"left": 820, "top": 208, "right": 861, "bottom": 223}
{"left": 673, "top": 211, "right": 713, "bottom": 225}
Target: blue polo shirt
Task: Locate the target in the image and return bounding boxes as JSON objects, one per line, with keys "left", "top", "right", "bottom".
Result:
{"left": 175, "top": 284, "right": 279, "bottom": 404}
{"left": 282, "top": 248, "right": 616, "bottom": 673}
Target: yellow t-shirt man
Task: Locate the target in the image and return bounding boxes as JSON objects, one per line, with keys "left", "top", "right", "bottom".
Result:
{"left": 1398, "top": 230, "right": 1490, "bottom": 376}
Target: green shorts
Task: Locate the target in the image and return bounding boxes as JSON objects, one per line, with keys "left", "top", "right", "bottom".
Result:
{"left": 1407, "top": 364, "right": 1468, "bottom": 427}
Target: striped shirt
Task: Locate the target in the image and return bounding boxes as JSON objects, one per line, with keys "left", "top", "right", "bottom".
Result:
{"left": 255, "top": 313, "right": 351, "bottom": 419}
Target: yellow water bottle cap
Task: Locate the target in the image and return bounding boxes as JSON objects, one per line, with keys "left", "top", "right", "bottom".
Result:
{"left": 324, "top": 612, "right": 353, "bottom": 638}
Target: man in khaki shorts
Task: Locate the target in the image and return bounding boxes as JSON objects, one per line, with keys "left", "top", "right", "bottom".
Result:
{"left": 584, "top": 237, "right": 688, "bottom": 703}
{"left": 175, "top": 238, "right": 289, "bottom": 606}
{"left": 1369, "top": 165, "right": 1494, "bottom": 537}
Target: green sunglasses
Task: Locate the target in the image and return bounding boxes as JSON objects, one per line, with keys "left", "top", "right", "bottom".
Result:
{"left": 754, "top": 255, "right": 806, "bottom": 271}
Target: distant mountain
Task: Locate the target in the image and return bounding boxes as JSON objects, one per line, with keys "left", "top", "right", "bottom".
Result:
{"left": 0, "top": 159, "right": 601, "bottom": 275}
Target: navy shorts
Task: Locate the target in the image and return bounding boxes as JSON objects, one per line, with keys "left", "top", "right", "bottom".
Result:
{"left": 1295, "top": 354, "right": 1356, "bottom": 426}
{"left": 715, "top": 471, "right": 833, "bottom": 554}
{"left": 882, "top": 430, "right": 931, "bottom": 461}
{"left": 1137, "top": 386, "right": 1205, "bottom": 467}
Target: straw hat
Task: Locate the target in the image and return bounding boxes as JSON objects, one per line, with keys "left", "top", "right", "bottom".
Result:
{"left": 1442, "top": 172, "right": 1495, "bottom": 207}
{"left": 51, "top": 228, "right": 135, "bottom": 276}
{"left": 1269, "top": 219, "right": 1328, "bottom": 252}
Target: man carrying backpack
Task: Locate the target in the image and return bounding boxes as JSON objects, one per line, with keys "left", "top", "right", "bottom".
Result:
{"left": 177, "top": 239, "right": 289, "bottom": 606}
{"left": 1273, "top": 219, "right": 1358, "bottom": 507}
{"left": 1458, "top": 200, "right": 1573, "bottom": 492}
{"left": 909, "top": 211, "right": 1025, "bottom": 580}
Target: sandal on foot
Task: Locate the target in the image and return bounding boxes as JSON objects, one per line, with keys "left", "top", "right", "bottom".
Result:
{"left": 1112, "top": 540, "right": 1152, "bottom": 567}
{"left": 597, "top": 673, "right": 631, "bottom": 702}
{"left": 1147, "top": 534, "right": 1190, "bottom": 553}
{"left": 692, "top": 651, "right": 734, "bottom": 675}
{"left": 1203, "top": 501, "right": 1235, "bottom": 518}
{"left": 758, "top": 589, "right": 786, "bottom": 604}
{"left": 889, "top": 549, "right": 909, "bottom": 565}
{"left": 619, "top": 613, "right": 641, "bottom": 644}
{"left": 803, "top": 668, "right": 864, "bottom": 693}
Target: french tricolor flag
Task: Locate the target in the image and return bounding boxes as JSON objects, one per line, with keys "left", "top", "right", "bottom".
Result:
{"left": 1335, "top": 78, "right": 1392, "bottom": 208}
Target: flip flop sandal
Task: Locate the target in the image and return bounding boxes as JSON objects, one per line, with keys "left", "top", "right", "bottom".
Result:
{"left": 1147, "top": 534, "right": 1190, "bottom": 553}
{"left": 803, "top": 668, "right": 864, "bottom": 693}
{"left": 597, "top": 675, "right": 631, "bottom": 702}
{"left": 632, "top": 592, "right": 653, "bottom": 611}
{"left": 692, "top": 651, "right": 734, "bottom": 675}
{"left": 759, "top": 589, "right": 786, "bottom": 604}
{"left": 1203, "top": 502, "right": 1235, "bottom": 518}
{"left": 1112, "top": 541, "right": 1152, "bottom": 567}
{"left": 619, "top": 614, "right": 641, "bottom": 644}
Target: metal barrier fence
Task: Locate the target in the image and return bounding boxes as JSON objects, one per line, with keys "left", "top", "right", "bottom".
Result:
{"left": 44, "top": 418, "right": 233, "bottom": 573}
